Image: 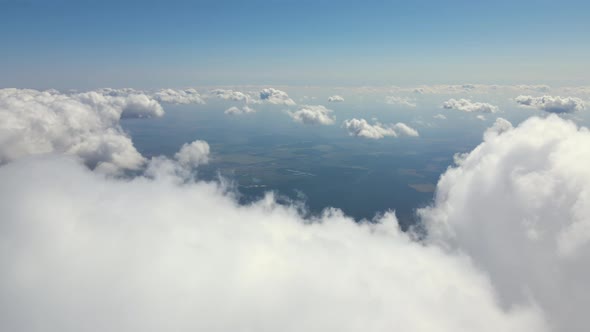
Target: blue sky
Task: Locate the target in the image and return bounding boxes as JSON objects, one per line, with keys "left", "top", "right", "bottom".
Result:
{"left": 1, "top": 0, "right": 589, "bottom": 89}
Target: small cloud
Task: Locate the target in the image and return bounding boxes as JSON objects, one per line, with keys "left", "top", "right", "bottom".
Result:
{"left": 224, "top": 106, "right": 256, "bottom": 116}
{"left": 288, "top": 105, "right": 335, "bottom": 125}
{"left": 260, "top": 88, "right": 296, "bottom": 106}
{"left": 476, "top": 115, "right": 486, "bottom": 121}
{"left": 174, "top": 140, "right": 210, "bottom": 168}
{"left": 343, "top": 118, "right": 418, "bottom": 139}
{"left": 153, "top": 88, "right": 205, "bottom": 105}
{"left": 328, "top": 95, "right": 344, "bottom": 102}
{"left": 434, "top": 114, "right": 447, "bottom": 120}
{"left": 209, "top": 89, "right": 257, "bottom": 104}
{"left": 442, "top": 98, "right": 499, "bottom": 113}
{"left": 515, "top": 95, "right": 585, "bottom": 113}
{"left": 385, "top": 96, "right": 416, "bottom": 108}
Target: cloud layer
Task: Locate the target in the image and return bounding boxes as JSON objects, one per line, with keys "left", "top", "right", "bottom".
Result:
{"left": 0, "top": 154, "right": 546, "bottom": 332}
{"left": 515, "top": 95, "right": 585, "bottom": 113}
{"left": 343, "top": 118, "right": 419, "bottom": 139}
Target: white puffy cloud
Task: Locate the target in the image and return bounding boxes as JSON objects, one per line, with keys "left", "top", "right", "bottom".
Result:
{"left": 434, "top": 114, "right": 447, "bottom": 120}
{"left": 224, "top": 105, "right": 256, "bottom": 116}
{"left": 443, "top": 98, "right": 499, "bottom": 113}
{"left": 153, "top": 88, "right": 205, "bottom": 105}
{"left": 0, "top": 155, "right": 547, "bottom": 332}
{"left": 327, "top": 95, "right": 344, "bottom": 102}
{"left": 343, "top": 118, "right": 419, "bottom": 139}
{"left": 174, "top": 140, "right": 210, "bottom": 168}
{"left": 209, "top": 89, "right": 258, "bottom": 104}
{"left": 385, "top": 96, "right": 416, "bottom": 108}
{"left": 0, "top": 88, "right": 164, "bottom": 173}
{"left": 260, "top": 88, "right": 296, "bottom": 106}
{"left": 288, "top": 105, "right": 335, "bottom": 125}
{"left": 420, "top": 115, "right": 590, "bottom": 332}
{"left": 515, "top": 95, "right": 585, "bottom": 113}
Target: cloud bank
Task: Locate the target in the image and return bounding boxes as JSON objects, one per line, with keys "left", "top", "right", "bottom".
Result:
{"left": 343, "top": 118, "right": 419, "bottom": 139}
{"left": 288, "top": 105, "right": 335, "bottom": 125}
{"left": 442, "top": 98, "right": 499, "bottom": 113}
{"left": 515, "top": 95, "right": 585, "bottom": 113}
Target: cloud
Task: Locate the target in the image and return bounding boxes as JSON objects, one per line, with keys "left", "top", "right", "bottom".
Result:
{"left": 174, "top": 140, "right": 210, "bottom": 168}
{"left": 442, "top": 98, "right": 499, "bottom": 113}
{"left": 224, "top": 106, "right": 256, "bottom": 116}
{"left": 288, "top": 105, "right": 335, "bottom": 125}
{"left": 343, "top": 118, "right": 418, "bottom": 139}
{"left": 260, "top": 88, "right": 296, "bottom": 106}
{"left": 434, "top": 114, "right": 447, "bottom": 120}
{"left": 328, "top": 95, "right": 344, "bottom": 102}
{"left": 385, "top": 96, "right": 416, "bottom": 108}
{"left": 153, "top": 88, "right": 205, "bottom": 104}
{"left": 209, "top": 89, "right": 257, "bottom": 104}
{"left": 0, "top": 88, "right": 163, "bottom": 173}
{"left": 419, "top": 115, "right": 590, "bottom": 332}
{"left": 0, "top": 155, "right": 546, "bottom": 332}
{"left": 4, "top": 96, "right": 590, "bottom": 332}
{"left": 515, "top": 95, "right": 585, "bottom": 113}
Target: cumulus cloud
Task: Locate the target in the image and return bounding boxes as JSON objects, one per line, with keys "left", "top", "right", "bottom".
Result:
{"left": 420, "top": 115, "right": 590, "bottom": 332}
{"left": 260, "top": 88, "right": 296, "bottom": 106}
{"left": 385, "top": 96, "right": 416, "bottom": 108}
{"left": 224, "top": 105, "right": 256, "bottom": 116}
{"left": 434, "top": 114, "right": 447, "bottom": 120}
{"left": 0, "top": 155, "right": 546, "bottom": 332}
{"left": 515, "top": 95, "right": 585, "bottom": 113}
{"left": 0, "top": 88, "right": 163, "bottom": 173}
{"left": 343, "top": 118, "right": 419, "bottom": 139}
{"left": 288, "top": 105, "right": 335, "bottom": 125}
{"left": 3, "top": 96, "right": 590, "bottom": 332}
{"left": 328, "top": 95, "right": 344, "bottom": 102}
{"left": 442, "top": 98, "right": 499, "bottom": 113}
{"left": 174, "top": 140, "right": 210, "bottom": 168}
{"left": 153, "top": 88, "right": 205, "bottom": 104}
{"left": 209, "top": 89, "right": 257, "bottom": 104}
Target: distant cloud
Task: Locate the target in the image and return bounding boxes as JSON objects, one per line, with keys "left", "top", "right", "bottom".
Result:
{"left": 209, "top": 89, "right": 257, "bottom": 104}
{"left": 288, "top": 105, "right": 335, "bottom": 125}
{"left": 153, "top": 88, "right": 205, "bottom": 104}
{"left": 343, "top": 118, "right": 418, "bottom": 139}
{"left": 443, "top": 98, "right": 499, "bottom": 113}
{"left": 224, "top": 105, "right": 256, "bottom": 116}
{"left": 260, "top": 88, "right": 296, "bottom": 106}
{"left": 515, "top": 95, "right": 585, "bottom": 113}
{"left": 476, "top": 115, "right": 486, "bottom": 121}
{"left": 385, "top": 96, "right": 416, "bottom": 108}
{"left": 328, "top": 95, "right": 344, "bottom": 102}
{"left": 434, "top": 114, "right": 447, "bottom": 120}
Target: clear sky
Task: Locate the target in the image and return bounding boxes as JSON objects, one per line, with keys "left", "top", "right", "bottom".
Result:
{"left": 1, "top": 0, "right": 589, "bottom": 89}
